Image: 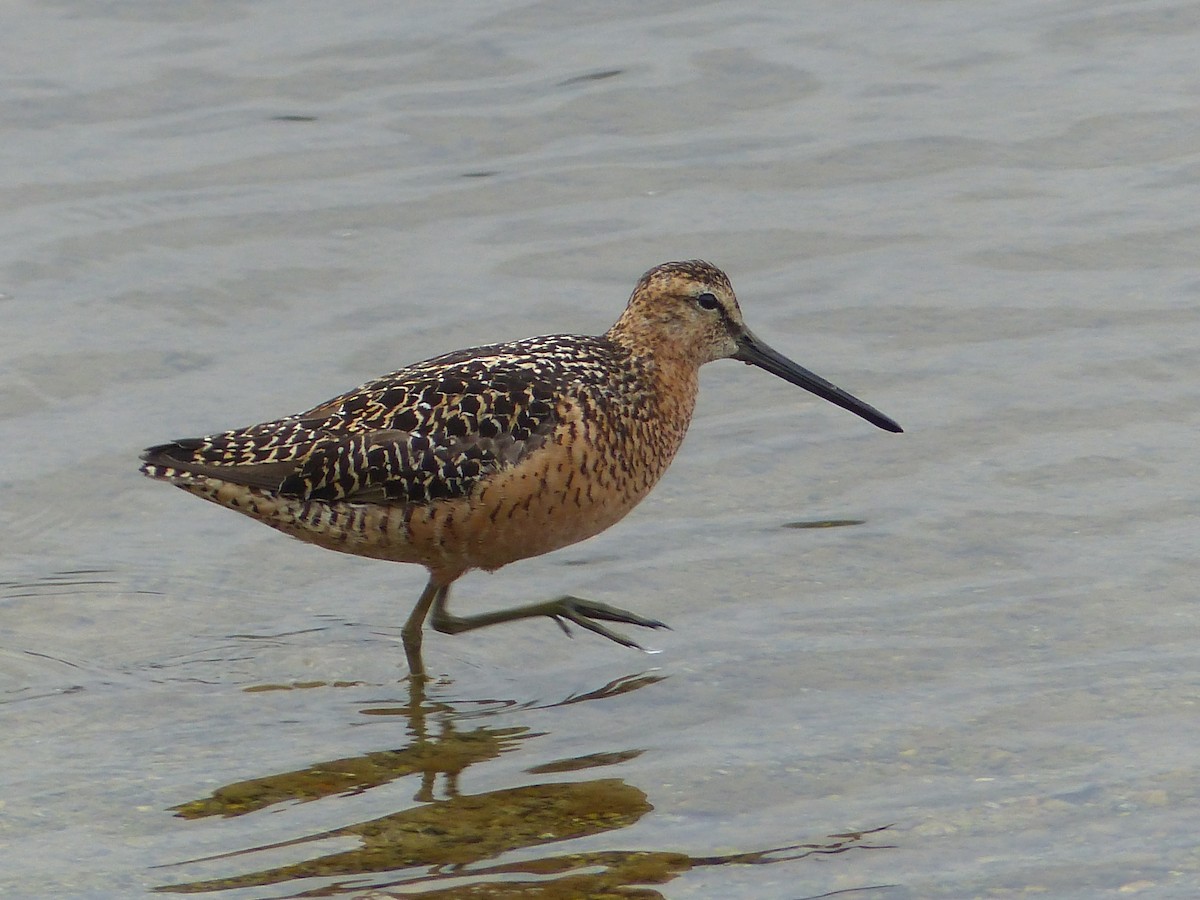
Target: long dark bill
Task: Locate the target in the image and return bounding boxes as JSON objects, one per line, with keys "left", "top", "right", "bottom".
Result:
{"left": 734, "top": 330, "right": 903, "bottom": 433}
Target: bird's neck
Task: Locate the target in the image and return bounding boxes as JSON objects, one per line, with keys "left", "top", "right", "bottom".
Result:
{"left": 603, "top": 325, "right": 700, "bottom": 458}
{"left": 605, "top": 315, "right": 698, "bottom": 372}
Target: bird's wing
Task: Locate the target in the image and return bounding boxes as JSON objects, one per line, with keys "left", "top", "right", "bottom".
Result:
{"left": 140, "top": 346, "right": 564, "bottom": 505}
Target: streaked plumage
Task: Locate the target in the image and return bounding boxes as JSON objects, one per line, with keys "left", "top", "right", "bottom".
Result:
{"left": 141, "top": 261, "right": 901, "bottom": 675}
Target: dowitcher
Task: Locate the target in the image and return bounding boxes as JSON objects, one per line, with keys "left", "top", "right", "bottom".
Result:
{"left": 141, "top": 261, "right": 901, "bottom": 675}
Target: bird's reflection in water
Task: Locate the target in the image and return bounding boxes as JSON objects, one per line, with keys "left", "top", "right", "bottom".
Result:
{"left": 155, "top": 673, "right": 894, "bottom": 897}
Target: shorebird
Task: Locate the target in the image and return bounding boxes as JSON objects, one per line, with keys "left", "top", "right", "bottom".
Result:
{"left": 141, "top": 261, "right": 901, "bottom": 675}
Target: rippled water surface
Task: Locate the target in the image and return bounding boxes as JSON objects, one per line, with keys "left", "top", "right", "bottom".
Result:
{"left": 4, "top": 2, "right": 1200, "bottom": 897}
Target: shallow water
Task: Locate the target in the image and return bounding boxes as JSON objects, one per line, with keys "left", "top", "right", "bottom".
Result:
{"left": 4, "top": 1, "right": 1200, "bottom": 897}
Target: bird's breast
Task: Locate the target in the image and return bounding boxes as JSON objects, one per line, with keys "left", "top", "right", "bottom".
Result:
{"left": 408, "top": 366, "right": 699, "bottom": 574}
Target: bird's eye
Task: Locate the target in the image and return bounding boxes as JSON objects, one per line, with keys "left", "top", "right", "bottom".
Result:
{"left": 695, "top": 292, "right": 719, "bottom": 311}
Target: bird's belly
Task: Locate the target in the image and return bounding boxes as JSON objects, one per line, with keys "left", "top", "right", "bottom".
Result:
{"left": 398, "top": 441, "right": 660, "bottom": 575}
{"left": 462, "top": 475, "right": 643, "bottom": 571}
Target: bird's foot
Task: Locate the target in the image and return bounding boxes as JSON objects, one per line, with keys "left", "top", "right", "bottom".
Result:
{"left": 428, "top": 592, "right": 668, "bottom": 650}
{"left": 545, "top": 595, "right": 669, "bottom": 649}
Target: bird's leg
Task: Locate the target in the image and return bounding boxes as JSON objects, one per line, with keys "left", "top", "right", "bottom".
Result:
{"left": 429, "top": 590, "right": 669, "bottom": 650}
{"left": 402, "top": 578, "right": 447, "bottom": 679}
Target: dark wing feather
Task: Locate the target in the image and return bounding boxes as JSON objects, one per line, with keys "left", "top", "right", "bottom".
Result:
{"left": 140, "top": 440, "right": 302, "bottom": 491}
{"left": 275, "top": 428, "right": 542, "bottom": 505}
{"left": 139, "top": 339, "right": 578, "bottom": 505}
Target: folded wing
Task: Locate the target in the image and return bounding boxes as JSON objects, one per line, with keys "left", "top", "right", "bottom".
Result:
{"left": 140, "top": 346, "right": 562, "bottom": 506}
